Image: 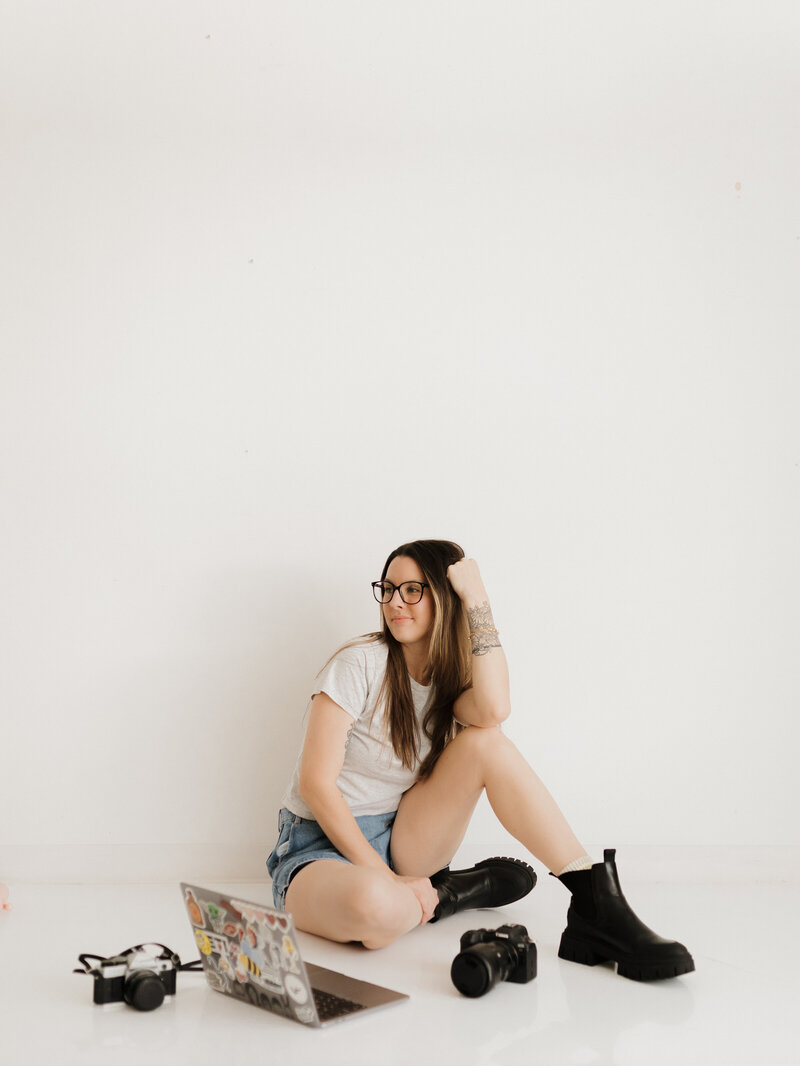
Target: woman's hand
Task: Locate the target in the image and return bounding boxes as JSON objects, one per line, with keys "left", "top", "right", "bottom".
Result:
{"left": 394, "top": 874, "right": 439, "bottom": 924}
{"left": 446, "top": 558, "right": 489, "bottom": 608}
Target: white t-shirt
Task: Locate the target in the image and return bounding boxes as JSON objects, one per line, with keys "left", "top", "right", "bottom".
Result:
{"left": 280, "top": 639, "right": 433, "bottom": 818}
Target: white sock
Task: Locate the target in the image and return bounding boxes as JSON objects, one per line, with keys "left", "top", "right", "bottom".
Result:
{"left": 556, "top": 855, "right": 594, "bottom": 876}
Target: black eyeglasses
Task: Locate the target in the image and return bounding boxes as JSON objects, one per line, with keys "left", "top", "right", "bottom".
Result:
{"left": 371, "top": 580, "right": 429, "bottom": 605}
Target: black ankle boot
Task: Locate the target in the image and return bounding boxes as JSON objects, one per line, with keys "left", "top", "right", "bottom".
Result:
{"left": 554, "top": 850, "right": 694, "bottom": 981}
{"left": 429, "top": 856, "right": 536, "bottom": 922}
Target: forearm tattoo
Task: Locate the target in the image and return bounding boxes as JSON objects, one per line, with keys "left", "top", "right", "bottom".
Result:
{"left": 467, "top": 600, "right": 502, "bottom": 656}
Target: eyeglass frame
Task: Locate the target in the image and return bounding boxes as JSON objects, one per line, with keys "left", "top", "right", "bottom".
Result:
{"left": 371, "top": 580, "right": 430, "bottom": 605}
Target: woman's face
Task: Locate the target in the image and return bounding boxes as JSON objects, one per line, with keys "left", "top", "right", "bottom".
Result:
{"left": 382, "top": 555, "right": 435, "bottom": 651}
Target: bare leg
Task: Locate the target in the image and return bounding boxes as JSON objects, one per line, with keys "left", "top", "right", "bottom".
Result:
{"left": 285, "top": 860, "right": 422, "bottom": 949}
{"left": 284, "top": 729, "right": 585, "bottom": 949}
{"left": 391, "top": 726, "right": 587, "bottom": 876}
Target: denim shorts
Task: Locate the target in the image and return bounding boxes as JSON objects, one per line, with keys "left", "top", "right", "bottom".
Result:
{"left": 266, "top": 807, "right": 397, "bottom": 910}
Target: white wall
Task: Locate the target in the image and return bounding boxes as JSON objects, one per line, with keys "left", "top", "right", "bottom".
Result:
{"left": 2, "top": 1, "right": 798, "bottom": 882}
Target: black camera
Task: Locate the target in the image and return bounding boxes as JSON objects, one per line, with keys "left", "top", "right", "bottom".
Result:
{"left": 76, "top": 944, "right": 182, "bottom": 1011}
{"left": 451, "top": 923, "right": 537, "bottom": 998}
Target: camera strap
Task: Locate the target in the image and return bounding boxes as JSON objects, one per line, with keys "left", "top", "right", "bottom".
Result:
{"left": 74, "top": 943, "right": 203, "bottom": 974}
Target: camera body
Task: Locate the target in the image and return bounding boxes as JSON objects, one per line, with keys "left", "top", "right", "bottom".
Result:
{"left": 451, "top": 923, "right": 537, "bottom": 998}
{"left": 89, "top": 946, "right": 178, "bottom": 1011}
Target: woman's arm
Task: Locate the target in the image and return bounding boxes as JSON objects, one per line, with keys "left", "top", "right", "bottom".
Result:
{"left": 298, "top": 692, "right": 439, "bottom": 921}
{"left": 299, "top": 693, "right": 395, "bottom": 873}
{"left": 448, "top": 559, "right": 511, "bottom": 727}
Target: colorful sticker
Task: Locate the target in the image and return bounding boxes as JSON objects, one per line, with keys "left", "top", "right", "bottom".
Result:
{"left": 185, "top": 888, "right": 204, "bottom": 927}
{"left": 206, "top": 931, "right": 229, "bottom": 956}
{"left": 284, "top": 974, "right": 308, "bottom": 1005}
{"left": 203, "top": 900, "right": 227, "bottom": 932}
{"left": 195, "top": 929, "right": 212, "bottom": 956}
{"left": 282, "top": 935, "right": 296, "bottom": 959}
{"left": 204, "top": 963, "right": 228, "bottom": 993}
{"left": 280, "top": 936, "right": 300, "bottom": 975}
{"left": 233, "top": 901, "right": 269, "bottom": 925}
{"left": 244, "top": 925, "right": 284, "bottom": 988}
{"left": 233, "top": 900, "right": 288, "bottom": 932}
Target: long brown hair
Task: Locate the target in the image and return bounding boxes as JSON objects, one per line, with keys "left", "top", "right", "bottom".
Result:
{"left": 323, "top": 539, "right": 471, "bottom": 780}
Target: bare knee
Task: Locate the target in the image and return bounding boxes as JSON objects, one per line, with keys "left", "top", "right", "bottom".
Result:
{"left": 346, "top": 872, "right": 420, "bottom": 950}
{"left": 287, "top": 863, "right": 421, "bottom": 949}
{"left": 450, "top": 722, "right": 507, "bottom": 766}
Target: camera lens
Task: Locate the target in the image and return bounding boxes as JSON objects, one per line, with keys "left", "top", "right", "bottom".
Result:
{"left": 451, "top": 941, "right": 515, "bottom": 998}
{"left": 451, "top": 950, "right": 495, "bottom": 998}
{"left": 124, "top": 970, "right": 165, "bottom": 1011}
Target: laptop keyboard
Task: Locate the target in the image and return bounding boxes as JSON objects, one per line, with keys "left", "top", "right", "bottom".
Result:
{"left": 312, "top": 987, "right": 365, "bottom": 1021}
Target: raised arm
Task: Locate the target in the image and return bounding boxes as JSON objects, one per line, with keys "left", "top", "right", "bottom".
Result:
{"left": 448, "top": 558, "right": 511, "bottom": 727}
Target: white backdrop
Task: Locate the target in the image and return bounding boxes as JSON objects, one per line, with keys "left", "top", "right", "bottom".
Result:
{"left": 2, "top": 1, "right": 798, "bottom": 882}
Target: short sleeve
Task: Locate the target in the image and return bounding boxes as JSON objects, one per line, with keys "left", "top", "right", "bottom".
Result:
{"left": 311, "top": 644, "right": 372, "bottom": 721}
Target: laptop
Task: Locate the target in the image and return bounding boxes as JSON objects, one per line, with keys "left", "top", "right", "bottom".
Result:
{"left": 179, "top": 883, "right": 409, "bottom": 1028}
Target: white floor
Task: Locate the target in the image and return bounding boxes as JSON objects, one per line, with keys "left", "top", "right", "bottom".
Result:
{"left": 2, "top": 862, "right": 798, "bottom": 1066}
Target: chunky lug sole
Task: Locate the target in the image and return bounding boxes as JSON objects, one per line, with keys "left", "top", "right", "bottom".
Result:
{"left": 558, "top": 931, "right": 695, "bottom": 981}
{"left": 471, "top": 856, "right": 538, "bottom": 900}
